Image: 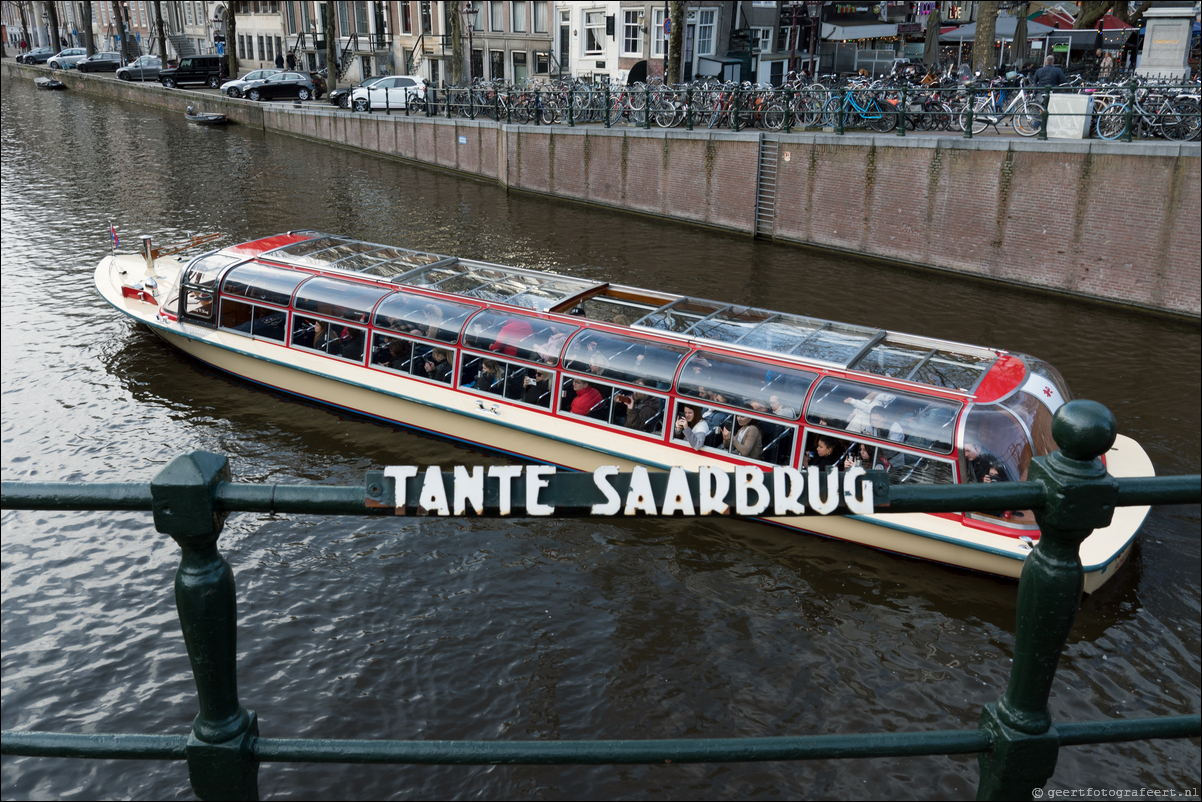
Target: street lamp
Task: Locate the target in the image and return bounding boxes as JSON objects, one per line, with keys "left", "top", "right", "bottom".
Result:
{"left": 461, "top": 1, "right": 480, "bottom": 83}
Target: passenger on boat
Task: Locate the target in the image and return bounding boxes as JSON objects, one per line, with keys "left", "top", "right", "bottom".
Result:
{"left": 675, "top": 404, "right": 710, "bottom": 451}
{"left": 420, "top": 304, "right": 445, "bottom": 340}
{"left": 768, "top": 395, "right": 797, "bottom": 420}
{"left": 843, "top": 442, "right": 874, "bottom": 471}
{"left": 617, "top": 380, "right": 661, "bottom": 433}
{"left": 489, "top": 317, "right": 535, "bottom": 358}
{"left": 869, "top": 406, "right": 907, "bottom": 469}
{"left": 311, "top": 319, "right": 344, "bottom": 356}
{"left": 569, "top": 378, "right": 604, "bottom": 417}
{"left": 806, "top": 435, "right": 843, "bottom": 470}
{"left": 704, "top": 392, "right": 736, "bottom": 440}
{"left": 535, "top": 331, "right": 569, "bottom": 365}
{"left": 844, "top": 390, "right": 895, "bottom": 433}
{"left": 523, "top": 369, "right": 552, "bottom": 408}
{"left": 424, "top": 349, "right": 452, "bottom": 383}
{"left": 373, "top": 337, "right": 411, "bottom": 370}
{"left": 476, "top": 360, "right": 503, "bottom": 393}
{"left": 724, "top": 415, "right": 763, "bottom": 460}
{"left": 964, "top": 440, "right": 1000, "bottom": 483}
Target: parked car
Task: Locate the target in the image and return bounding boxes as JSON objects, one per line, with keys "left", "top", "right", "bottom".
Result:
{"left": 221, "top": 68, "right": 282, "bottom": 98}
{"left": 158, "top": 54, "right": 223, "bottom": 88}
{"left": 117, "top": 55, "right": 162, "bottom": 82}
{"left": 242, "top": 71, "right": 321, "bottom": 102}
{"left": 76, "top": 51, "right": 122, "bottom": 73}
{"left": 349, "top": 75, "right": 426, "bottom": 112}
{"left": 18, "top": 47, "right": 56, "bottom": 65}
{"left": 329, "top": 74, "right": 387, "bottom": 109}
{"left": 47, "top": 47, "right": 87, "bottom": 69}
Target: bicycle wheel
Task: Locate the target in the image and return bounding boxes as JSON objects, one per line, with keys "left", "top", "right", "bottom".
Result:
{"left": 867, "top": 101, "right": 898, "bottom": 133}
{"left": 1012, "top": 103, "right": 1043, "bottom": 137}
{"left": 763, "top": 102, "right": 786, "bottom": 131}
{"left": 959, "top": 106, "right": 990, "bottom": 135}
{"left": 821, "top": 96, "right": 843, "bottom": 128}
{"left": 1094, "top": 102, "right": 1129, "bottom": 140}
{"left": 1160, "top": 97, "right": 1201, "bottom": 142}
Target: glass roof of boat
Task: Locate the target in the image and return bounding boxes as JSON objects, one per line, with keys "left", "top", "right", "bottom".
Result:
{"left": 260, "top": 234, "right": 603, "bottom": 312}
{"left": 258, "top": 235, "right": 997, "bottom": 392}
{"left": 632, "top": 297, "right": 998, "bottom": 392}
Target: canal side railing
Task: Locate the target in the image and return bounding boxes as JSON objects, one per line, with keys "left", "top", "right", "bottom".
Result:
{"left": 2, "top": 399, "right": 1199, "bottom": 801}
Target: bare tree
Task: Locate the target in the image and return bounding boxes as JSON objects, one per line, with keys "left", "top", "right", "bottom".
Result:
{"left": 972, "top": 1, "right": 1000, "bottom": 77}
{"left": 449, "top": 0, "right": 463, "bottom": 85}
{"left": 46, "top": 0, "right": 61, "bottom": 50}
{"left": 11, "top": 0, "right": 33, "bottom": 53}
{"left": 109, "top": 0, "right": 129, "bottom": 61}
{"left": 153, "top": 0, "right": 166, "bottom": 63}
{"left": 666, "top": 0, "right": 683, "bottom": 84}
{"left": 222, "top": 2, "right": 237, "bottom": 80}
{"left": 82, "top": 0, "right": 94, "bottom": 54}
{"left": 324, "top": 0, "right": 337, "bottom": 92}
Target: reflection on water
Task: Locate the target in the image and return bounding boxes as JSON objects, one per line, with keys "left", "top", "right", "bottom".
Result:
{"left": 1, "top": 74, "right": 1198, "bottom": 800}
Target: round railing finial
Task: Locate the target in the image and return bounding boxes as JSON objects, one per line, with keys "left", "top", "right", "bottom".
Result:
{"left": 1052, "top": 399, "right": 1116, "bottom": 462}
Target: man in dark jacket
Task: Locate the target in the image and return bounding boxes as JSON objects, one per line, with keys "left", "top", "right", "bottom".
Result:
{"left": 1033, "top": 55, "right": 1066, "bottom": 86}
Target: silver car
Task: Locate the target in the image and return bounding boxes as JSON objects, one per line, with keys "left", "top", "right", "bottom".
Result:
{"left": 117, "top": 55, "right": 162, "bottom": 82}
{"left": 221, "top": 68, "right": 283, "bottom": 99}
{"left": 47, "top": 47, "right": 87, "bottom": 70}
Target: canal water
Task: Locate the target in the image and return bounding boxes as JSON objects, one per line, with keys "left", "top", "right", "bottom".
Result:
{"left": 1, "top": 76, "right": 1198, "bottom": 801}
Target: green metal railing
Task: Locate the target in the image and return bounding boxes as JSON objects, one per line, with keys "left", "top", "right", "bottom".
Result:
{"left": 2, "top": 400, "right": 1199, "bottom": 801}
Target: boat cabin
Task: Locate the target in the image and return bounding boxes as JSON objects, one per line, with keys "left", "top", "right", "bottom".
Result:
{"left": 168, "top": 231, "right": 1076, "bottom": 534}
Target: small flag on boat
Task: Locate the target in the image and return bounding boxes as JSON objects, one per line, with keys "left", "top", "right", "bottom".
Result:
{"left": 109, "top": 222, "right": 119, "bottom": 249}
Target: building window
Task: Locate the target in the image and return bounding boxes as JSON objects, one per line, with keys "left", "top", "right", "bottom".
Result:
{"left": 401, "top": 2, "right": 412, "bottom": 33}
{"left": 752, "top": 26, "right": 772, "bottom": 54}
{"left": 512, "top": 50, "right": 528, "bottom": 81}
{"left": 338, "top": 1, "right": 350, "bottom": 34}
{"left": 585, "top": 10, "right": 604, "bottom": 55}
{"left": 238, "top": 34, "right": 246, "bottom": 58}
{"left": 266, "top": 36, "right": 274, "bottom": 63}
{"left": 652, "top": 7, "right": 665, "bottom": 57}
{"left": 533, "top": 1, "right": 548, "bottom": 33}
{"left": 511, "top": 1, "right": 526, "bottom": 33}
{"left": 354, "top": 0, "right": 369, "bottom": 34}
{"left": 489, "top": 1, "right": 503, "bottom": 32}
{"left": 258, "top": 35, "right": 266, "bottom": 61}
{"left": 622, "top": 10, "right": 642, "bottom": 56}
{"left": 421, "top": 1, "right": 432, "bottom": 34}
{"left": 184, "top": 2, "right": 193, "bottom": 25}
{"left": 285, "top": 1, "right": 296, "bottom": 33}
{"left": 471, "top": 48, "right": 484, "bottom": 78}
{"left": 534, "top": 50, "right": 549, "bottom": 74}
{"left": 490, "top": 49, "right": 504, "bottom": 80}
{"left": 469, "top": 1, "right": 483, "bottom": 31}
{"left": 697, "top": 8, "right": 716, "bottom": 56}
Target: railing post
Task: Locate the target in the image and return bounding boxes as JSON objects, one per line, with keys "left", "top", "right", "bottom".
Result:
{"left": 732, "top": 87, "right": 742, "bottom": 132}
{"left": 1038, "top": 87, "right": 1050, "bottom": 141}
{"left": 964, "top": 85, "right": 975, "bottom": 139}
{"left": 505, "top": 87, "right": 512, "bottom": 125}
{"left": 976, "top": 401, "right": 1120, "bottom": 801}
{"left": 384, "top": 87, "right": 390, "bottom": 115}
{"left": 151, "top": 451, "right": 258, "bottom": 802}
{"left": 446, "top": 87, "right": 452, "bottom": 119}
{"left": 783, "top": 87, "right": 792, "bottom": 134}
{"left": 643, "top": 84, "right": 651, "bottom": 129}
{"left": 568, "top": 86, "right": 574, "bottom": 127}
{"left": 1121, "top": 79, "right": 1135, "bottom": 143}
{"left": 686, "top": 85, "right": 693, "bottom": 131}
{"left": 534, "top": 86, "right": 541, "bottom": 125}
{"left": 469, "top": 86, "right": 475, "bottom": 119}
{"left": 836, "top": 86, "right": 845, "bottom": 136}
{"left": 603, "top": 83, "right": 612, "bottom": 128}
{"left": 897, "top": 87, "right": 906, "bottom": 137}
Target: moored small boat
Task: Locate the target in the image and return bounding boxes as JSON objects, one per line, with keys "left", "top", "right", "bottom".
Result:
{"left": 94, "top": 231, "right": 1154, "bottom": 591}
{"left": 35, "top": 76, "right": 66, "bottom": 90}
{"left": 185, "top": 105, "right": 228, "bottom": 125}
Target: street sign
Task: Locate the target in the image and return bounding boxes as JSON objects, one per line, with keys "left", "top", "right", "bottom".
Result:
{"left": 664, "top": 18, "right": 671, "bottom": 34}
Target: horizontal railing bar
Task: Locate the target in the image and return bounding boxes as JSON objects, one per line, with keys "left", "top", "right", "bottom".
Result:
{"left": 1, "top": 482, "right": 153, "bottom": 511}
{"left": 1115, "top": 475, "right": 1202, "bottom": 507}
{"left": 216, "top": 483, "right": 369, "bottom": 515}
{"left": 1056, "top": 715, "right": 1201, "bottom": 746}
{"left": 0, "top": 731, "right": 188, "bottom": 760}
{"left": 884, "top": 483, "right": 1045, "bottom": 514}
{"left": 253, "top": 730, "right": 993, "bottom": 765}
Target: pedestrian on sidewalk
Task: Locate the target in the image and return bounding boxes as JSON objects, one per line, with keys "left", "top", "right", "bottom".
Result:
{"left": 286, "top": 51, "right": 296, "bottom": 71}
{"left": 275, "top": 51, "right": 284, "bottom": 69}
{"left": 1033, "top": 55, "right": 1066, "bottom": 87}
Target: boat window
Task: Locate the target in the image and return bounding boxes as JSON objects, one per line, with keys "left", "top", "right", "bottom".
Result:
{"left": 959, "top": 404, "right": 1040, "bottom": 526}
{"left": 458, "top": 354, "right": 556, "bottom": 410}
{"left": 792, "top": 323, "right": 882, "bottom": 365}
{"left": 677, "top": 352, "right": 816, "bottom": 421}
{"left": 669, "top": 401, "right": 796, "bottom": 465}
{"left": 849, "top": 340, "right": 994, "bottom": 391}
{"left": 579, "top": 296, "right": 659, "bottom": 325}
{"left": 293, "top": 277, "right": 393, "bottom": 323}
{"left": 1000, "top": 392, "right": 1057, "bottom": 458}
{"left": 398, "top": 261, "right": 601, "bottom": 311}
{"left": 370, "top": 333, "right": 454, "bottom": 383}
{"left": 462, "top": 311, "right": 579, "bottom": 366}
{"left": 290, "top": 316, "right": 367, "bottom": 364}
{"left": 372, "top": 293, "right": 475, "bottom": 343}
{"left": 562, "top": 330, "right": 688, "bottom": 391}
{"left": 1017, "top": 355, "right": 1073, "bottom": 413}
{"left": 558, "top": 376, "right": 666, "bottom": 437}
{"left": 184, "top": 291, "right": 215, "bottom": 320}
{"left": 219, "top": 300, "right": 288, "bottom": 342}
{"left": 267, "top": 235, "right": 355, "bottom": 267}
{"left": 638, "top": 298, "right": 730, "bottom": 334}
{"left": 802, "top": 430, "right": 954, "bottom": 486}
{"left": 182, "top": 251, "right": 242, "bottom": 290}
{"left": 804, "top": 378, "right": 961, "bottom": 454}
{"left": 221, "top": 263, "right": 308, "bottom": 307}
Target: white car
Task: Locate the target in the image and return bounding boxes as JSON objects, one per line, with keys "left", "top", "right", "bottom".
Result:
{"left": 350, "top": 75, "right": 426, "bottom": 112}
{"left": 221, "top": 68, "right": 282, "bottom": 99}
{"left": 47, "top": 48, "right": 87, "bottom": 70}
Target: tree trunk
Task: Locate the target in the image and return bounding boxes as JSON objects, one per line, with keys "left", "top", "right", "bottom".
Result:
{"left": 47, "top": 0, "right": 61, "bottom": 50}
{"left": 110, "top": 0, "right": 128, "bottom": 62}
{"left": 449, "top": 0, "right": 463, "bottom": 85}
{"left": 971, "top": 1, "right": 999, "bottom": 77}
{"left": 325, "top": 1, "right": 337, "bottom": 92}
{"left": 1113, "top": 1, "right": 1152, "bottom": 27}
{"left": 1074, "top": 1, "right": 1112, "bottom": 29}
{"left": 666, "top": 0, "right": 684, "bottom": 84}
{"left": 83, "top": 1, "right": 95, "bottom": 55}
{"left": 153, "top": 0, "right": 167, "bottom": 63}
{"left": 224, "top": 2, "right": 238, "bottom": 80}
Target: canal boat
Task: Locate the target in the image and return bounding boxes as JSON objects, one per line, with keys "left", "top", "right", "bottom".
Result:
{"left": 94, "top": 231, "right": 1154, "bottom": 591}
{"left": 185, "top": 106, "right": 228, "bottom": 125}
{"left": 35, "top": 76, "right": 66, "bottom": 90}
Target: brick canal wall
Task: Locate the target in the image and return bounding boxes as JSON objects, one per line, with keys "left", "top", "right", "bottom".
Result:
{"left": 7, "top": 62, "right": 1199, "bottom": 317}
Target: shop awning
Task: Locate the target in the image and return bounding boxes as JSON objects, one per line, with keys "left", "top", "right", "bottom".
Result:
{"left": 939, "top": 14, "right": 1054, "bottom": 42}
{"left": 822, "top": 23, "right": 899, "bottom": 41}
